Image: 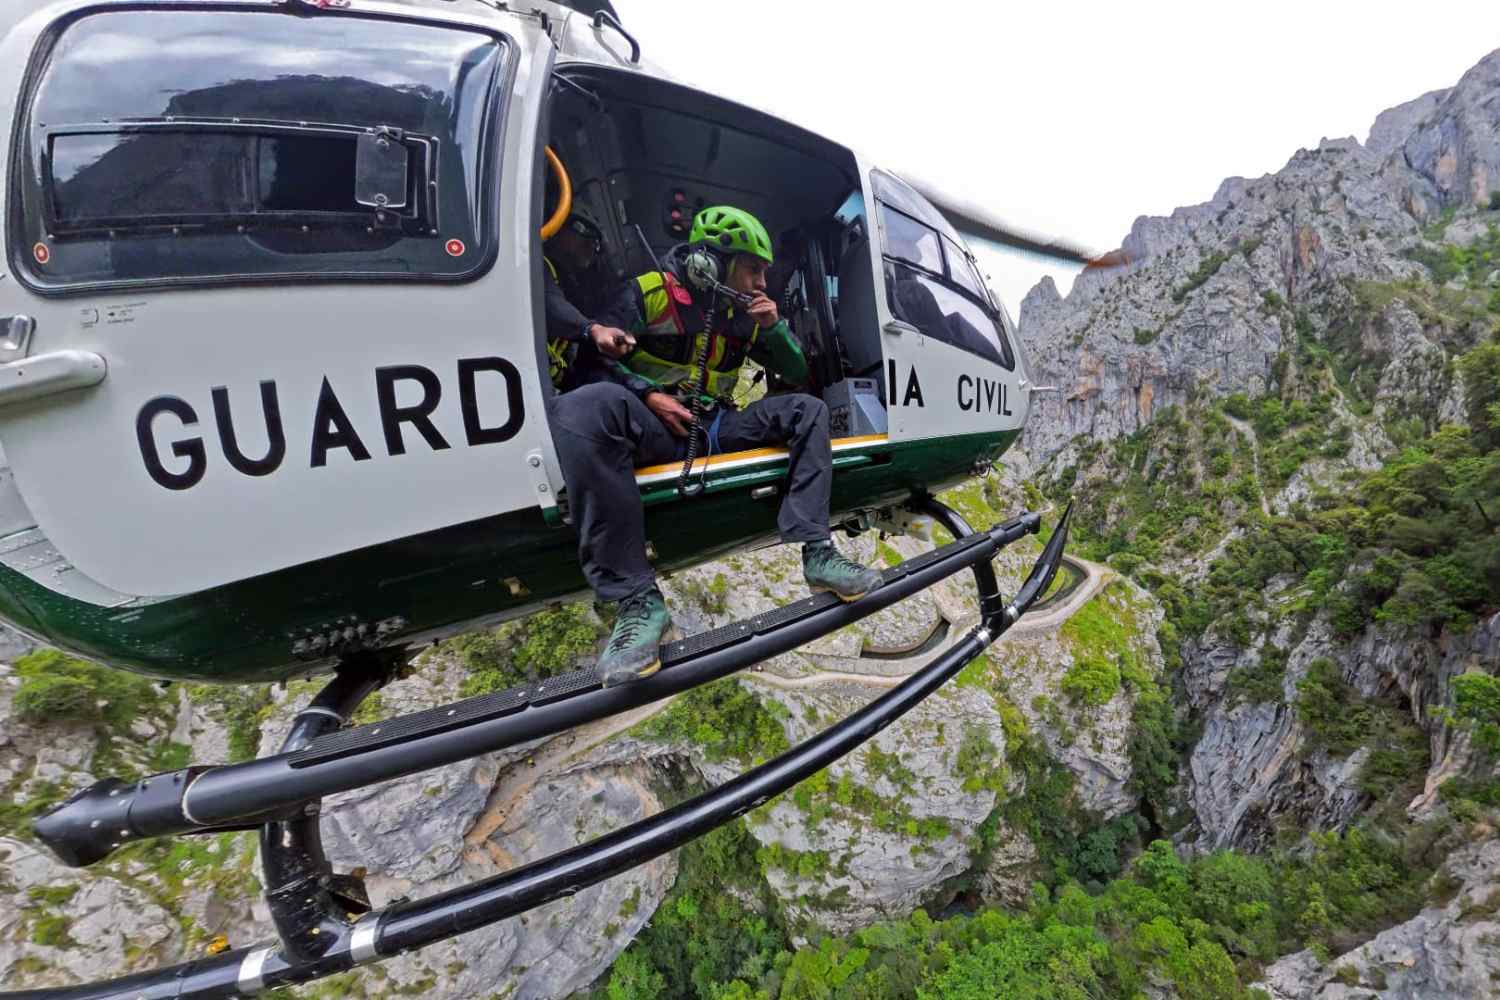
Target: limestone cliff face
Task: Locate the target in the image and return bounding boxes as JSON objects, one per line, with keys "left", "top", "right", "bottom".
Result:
{"left": 1017, "top": 47, "right": 1500, "bottom": 850}
{"left": 1183, "top": 611, "right": 1500, "bottom": 852}
{"left": 1019, "top": 48, "right": 1500, "bottom": 466}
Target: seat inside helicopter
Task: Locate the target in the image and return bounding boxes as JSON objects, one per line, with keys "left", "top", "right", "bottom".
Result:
{"left": 541, "top": 67, "right": 892, "bottom": 478}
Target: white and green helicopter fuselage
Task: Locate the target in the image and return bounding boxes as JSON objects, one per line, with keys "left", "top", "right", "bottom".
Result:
{"left": 0, "top": 0, "right": 1033, "bottom": 682}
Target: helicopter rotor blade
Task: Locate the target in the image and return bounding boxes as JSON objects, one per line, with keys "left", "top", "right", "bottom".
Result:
{"left": 907, "top": 178, "right": 1128, "bottom": 271}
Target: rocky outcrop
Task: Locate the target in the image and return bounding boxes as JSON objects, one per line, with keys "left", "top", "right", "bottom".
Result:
{"left": 1366, "top": 90, "right": 1447, "bottom": 159}
{"left": 0, "top": 837, "right": 182, "bottom": 989}
{"left": 740, "top": 680, "right": 1013, "bottom": 939}
{"left": 251, "top": 660, "right": 677, "bottom": 1000}
{"left": 1183, "top": 600, "right": 1500, "bottom": 852}
{"left": 1019, "top": 49, "right": 1500, "bottom": 465}
{"left": 1402, "top": 54, "right": 1500, "bottom": 210}
{"left": 1257, "top": 838, "right": 1500, "bottom": 1000}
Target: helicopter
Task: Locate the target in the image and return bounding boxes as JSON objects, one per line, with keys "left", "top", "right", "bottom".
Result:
{"left": 0, "top": 1, "right": 1098, "bottom": 997}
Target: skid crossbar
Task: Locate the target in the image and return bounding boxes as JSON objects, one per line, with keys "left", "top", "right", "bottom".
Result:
{"left": 7, "top": 504, "right": 1071, "bottom": 1000}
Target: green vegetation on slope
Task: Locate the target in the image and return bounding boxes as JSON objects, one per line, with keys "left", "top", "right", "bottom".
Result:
{"left": 449, "top": 602, "right": 608, "bottom": 697}
{"left": 10, "top": 649, "right": 173, "bottom": 779}
{"left": 601, "top": 822, "right": 1456, "bottom": 1000}
{"left": 635, "top": 678, "right": 791, "bottom": 765}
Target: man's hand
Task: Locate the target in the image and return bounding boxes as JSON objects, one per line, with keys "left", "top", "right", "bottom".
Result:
{"left": 746, "top": 292, "right": 779, "bottom": 329}
{"left": 644, "top": 391, "right": 694, "bottom": 438}
{"left": 588, "top": 324, "right": 636, "bottom": 359}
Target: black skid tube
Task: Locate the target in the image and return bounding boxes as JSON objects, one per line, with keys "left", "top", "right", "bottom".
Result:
{"left": 6, "top": 505, "right": 1071, "bottom": 1000}
{"left": 35, "top": 514, "right": 1040, "bottom": 868}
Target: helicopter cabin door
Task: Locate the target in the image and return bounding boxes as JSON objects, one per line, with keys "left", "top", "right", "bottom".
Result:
{"left": 858, "top": 166, "right": 1027, "bottom": 448}
{"left": 0, "top": 7, "right": 556, "bottom": 597}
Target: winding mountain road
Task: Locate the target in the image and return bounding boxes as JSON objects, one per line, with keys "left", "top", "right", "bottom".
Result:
{"left": 745, "top": 555, "right": 1109, "bottom": 693}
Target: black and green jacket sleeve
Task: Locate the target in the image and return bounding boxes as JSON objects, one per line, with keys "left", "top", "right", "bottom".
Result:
{"left": 543, "top": 262, "right": 593, "bottom": 344}
{"left": 747, "top": 318, "right": 810, "bottom": 388}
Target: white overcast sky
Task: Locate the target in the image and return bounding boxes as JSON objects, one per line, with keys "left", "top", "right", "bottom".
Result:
{"left": 614, "top": 1, "right": 1500, "bottom": 314}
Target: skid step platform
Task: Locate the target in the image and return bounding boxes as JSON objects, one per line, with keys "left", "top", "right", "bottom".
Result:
{"left": 289, "top": 531, "right": 991, "bottom": 769}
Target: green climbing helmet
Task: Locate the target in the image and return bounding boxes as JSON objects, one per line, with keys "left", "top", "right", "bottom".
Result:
{"left": 690, "top": 205, "right": 773, "bottom": 263}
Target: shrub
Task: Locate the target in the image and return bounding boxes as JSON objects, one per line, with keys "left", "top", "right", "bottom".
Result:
{"left": 1453, "top": 672, "right": 1500, "bottom": 755}
{"left": 1061, "top": 654, "right": 1121, "bottom": 707}
{"left": 635, "top": 678, "right": 789, "bottom": 764}
{"left": 12, "top": 648, "right": 161, "bottom": 731}
{"left": 1172, "top": 250, "right": 1229, "bottom": 303}
{"left": 1276, "top": 828, "right": 1425, "bottom": 952}
{"left": 28, "top": 914, "right": 74, "bottom": 948}
{"left": 455, "top": 603, "right": 605, "bottom": 696}
{"left": 1254, "top": 398, "right": 1288, "bottom": 439}
{"left": 13, "top": 672, "right": 97, "bottom": 723}
{"left": 1190, "top": 850, "right": 1279, "bottom": 961}
{"left": 1295, "top": 658, "right": 1368, "bottom": 756}
{"left": 1227, "top": 647, "right": 1287, "bottom": 706}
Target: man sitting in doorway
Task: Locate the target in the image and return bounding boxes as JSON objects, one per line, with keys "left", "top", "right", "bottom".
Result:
{"left": 542, "top": 208, "right": 635, "bottom": 384}
{"left": 549, "top": 205, "right": 882, "bottom": 688}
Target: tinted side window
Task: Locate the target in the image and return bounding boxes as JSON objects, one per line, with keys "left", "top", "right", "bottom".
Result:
{"left": 12, "top": 10, "right": 508, "bottom": 291}
{"left": 48, "top": 130, "right": 381, "bottom": 227}
{"left": 872, "top": 171, "right": 1014, "bottom": 370}
{"left": 885, "top": 261, "right": 1013, "bottom": 369}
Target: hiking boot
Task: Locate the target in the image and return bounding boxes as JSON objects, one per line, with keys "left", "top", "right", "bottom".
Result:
{"left": 598, "top": 588, "right": 674, "bottom": 687}
{"left": 803, "top": 541, "right": 883, "bottom": 602}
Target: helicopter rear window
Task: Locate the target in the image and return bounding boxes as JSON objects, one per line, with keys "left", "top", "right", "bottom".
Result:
{"left": 10, "top": 10, "right": 509, "bottom": 292}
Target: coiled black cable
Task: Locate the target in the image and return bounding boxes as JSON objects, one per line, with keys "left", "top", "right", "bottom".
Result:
{"left": 676, "top": 294, "right": 720, "bottom": 497}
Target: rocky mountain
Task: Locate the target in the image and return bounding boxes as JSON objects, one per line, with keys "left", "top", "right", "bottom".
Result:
{"left": 1014, "top": 45, "right": 1500, "bottom": 1000}
{"left": 3, "top": 49, "right": 1500, "bottom": 1000}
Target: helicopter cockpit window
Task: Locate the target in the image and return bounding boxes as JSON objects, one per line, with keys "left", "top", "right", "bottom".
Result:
{"left": 871, "top": 170, "right": 1014, "bottom": 370}
{"left": 941, "top": 235, "right": 990, "bottom": 305}
{"left": 10, "top": 10, "right": 509, "bottom": 291}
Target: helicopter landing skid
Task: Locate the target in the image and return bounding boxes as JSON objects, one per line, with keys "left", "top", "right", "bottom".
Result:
{"left": 10, "top": 501, "right": 1072, "bottom": 1000}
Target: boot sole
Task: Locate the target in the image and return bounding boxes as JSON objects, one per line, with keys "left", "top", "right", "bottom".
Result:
{"left": 600, "top": 626, "right": 679, "bottom": 688}
{"left": 810, "top": 585, "right": 868, "bottom": 604}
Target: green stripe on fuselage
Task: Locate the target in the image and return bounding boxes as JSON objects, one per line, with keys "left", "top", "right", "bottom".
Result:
{"left": 0, "top": 430, "right": 1015, "bottom": 683}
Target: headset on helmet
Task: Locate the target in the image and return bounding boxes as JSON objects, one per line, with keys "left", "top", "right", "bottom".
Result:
{"left": 682, "top": 205, "right": 772, "bottom": 293}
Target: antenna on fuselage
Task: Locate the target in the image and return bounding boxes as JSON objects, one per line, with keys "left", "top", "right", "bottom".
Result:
{"left": 631, "top": 223, "right": 664, "bottom": 275}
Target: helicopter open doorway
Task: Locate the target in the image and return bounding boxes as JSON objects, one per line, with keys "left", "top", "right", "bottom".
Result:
{"left": 537, "top": 66, "right": 1029, "bottom": 527}
{"left": 538, "top": 65, "right": 888, "bottom": 467}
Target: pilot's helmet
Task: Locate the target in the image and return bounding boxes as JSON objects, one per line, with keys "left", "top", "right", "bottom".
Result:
{"left": 690, "top": 205, "right": 773, "bottom": 264}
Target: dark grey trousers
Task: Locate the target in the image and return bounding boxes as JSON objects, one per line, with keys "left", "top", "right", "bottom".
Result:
{"left": 549, "top": 383, "right": 833, "bottom": 601}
